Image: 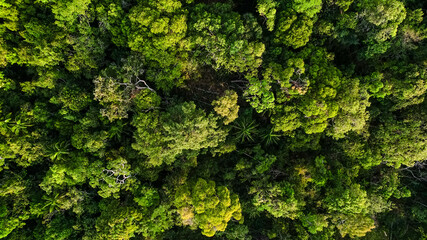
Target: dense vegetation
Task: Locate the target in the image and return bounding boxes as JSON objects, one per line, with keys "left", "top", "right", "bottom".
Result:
{"left": 0, "top": 0, "right": 426, "bottom": 239}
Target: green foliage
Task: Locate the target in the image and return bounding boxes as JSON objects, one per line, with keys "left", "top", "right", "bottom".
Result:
{"left": 95, "top": 200, "right": 142, "bottom": 240}
{"left": 127, "top": 0, "right": 188, "bottom": 54}
{"left": 88, "top": 154, "right": 135, "bottom": 198}
{"left": 46, "top": 141, "right": 70, "bottom": 161}
{"left": 290, "top": 0, "right": 322, "bottom": 18}
{"left": 244, "top": 76, "right": 275, "bottom": 113}
{"left": 212, "top": 90, "right": 239, "bottom": 125}
{"left": 0, "top": 0, "right": 426, "bottom": 239}
{"left": 39, "top": 153, "right": 89, "bottom": 194}
{"left": 232, "top": 117, "right": 259, "bottom": 143}
{"left": 250, "top": 180, "right": 304, "bottom": 219}
{"left": 235, "top": 145, "right": 277, "bottom": 179}
{"left": 137, "top": 204, "right": 175, "bottom": 238}
{"left": 0, "top": 171, "right": 29, "bottom": 238}
{"left": 48, "top": 0, "right": 92, "bottom": 29}
{"left": 357, "top": 0, "right": 406, "bottom": 43}
{"left": 174, "top": 178, "right": 242, "bottom": 237}
{"left": 126, "top": 0, "right": 189, "bottom": 90}
{"left": 270, "top": 46, "right": 368, "bottom": 137}
{"left": 257, "top": 0, "right": 277, "bottom": 31}
{"left": 328, "top": 0, "right": 354, "bottom": 11}
{"left": 261, "top": 127, "right": 280, "bottom": 146}
{"left": 332, "top": 214, "right": 376, "bottom": 238}
{"left": 386, "top": 62, "right": 427, "bottom": 110}
{"left": 39, "top": 188, "right": 85, "bottom": 215}
{"left": 373, "top": 170, "right": 411, "bottom": 199}
{"left": 7, "top": 132, "right": 47, "bottom": 167}
{"left": 132, "top": 102, "right": 227, "bottom": 166}
{"left": 300, "top": 213, "right": 328, "bottom": 234}
{"left": 188, "top": 3, "right": 265, "bottom": 75}
{"left": 36, "top": 214, "right": 75, "bottom": 240}
{"left": 325, "top": 184, "right": 373, "bottom": 215}
{"left": 133, "top": 186, "right": 159, "bottom": 208}
{"left": 332, "top": 0, "right": 407, "bottom": 58}
{"left": 274, "top": 11, "right": 314, "bottom": 49}
{"left": 71, "top": 128, "right": 108, "bottom": 154}
{"left": 0, "top": 71, "right": 14, "bottom": 90}
{"left": 371, "top": 118, "right": 427, "bottom": 168}
{"left": 326, "top": 78, "right": 371, "bottom": 139}
{"left": 51, "top": 85, "right": 92, "bottom": 112}
{"left": 94, "top": 54, "right": 158, "bottom": 121}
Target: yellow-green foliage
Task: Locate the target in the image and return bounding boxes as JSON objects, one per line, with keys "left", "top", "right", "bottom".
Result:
{"left": 274, "top": 11, "right": 314, "bottom": 49}
{"left": 0, "top": 0, "right": 425, "bottom": 239}
{"left": 332, "top": 214, "right": 376, "bottom": 238}
{"left": 256, "top": 0, "right": 277, "bottom": 31}
{"left": 250, "top": 180, "right": 304, "bottom": 219}
{"left": 174, "top": 178, "right": 242, "bottom": 237}
{"left": 132, "top": 102, "right": 228, "bottom": 166}
{"left": 212, "top": 90, "right": 239, "bottom": 125}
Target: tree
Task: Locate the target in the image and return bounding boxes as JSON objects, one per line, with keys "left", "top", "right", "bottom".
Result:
{"left": 300, "top": 213, "right": 329, "bottom": 234}
{"left": 137, "top": 204, "right": 175, "bottom": 239}
{"left": 126, "top": 0, "right": 190, "bottom": 90}
{"left": 132, "top": 102, "right": 228, "bottom": 166}
{"left": 324, "top": 184, "right": 372, "bottom": 215}
{"left": 39, "top": 153, "right": 89, "bottom": 194}
{"left": 323, "top": 182, "right": 391, "bottom": 238}
{"left": 244, "top": 59, "right": 306, "bottom": 113}
{"left": 87, "top": 154, "right": 135, "bottom": 199}
{"left": 289, "top": 0, "right": 322, "bottom": 18}
{"left": 93, "top": 54, "right": 157, "bottom": 121}
{"left": 71, "top": 128, "right": 108, "bottom": 154}
{"left": 95, "top": 200, "right": 142, "bottom": 240}
{"left": 211, "top": 90, "right": 239, "bottom": 125}
{"left": 45, "top": 0, "right": 92, "bottom": 30}
{"left": 356, "top": 0, "right": 406, "bottom": 43}
{"left": 174, "top": 178, "right": 242, "bottom": 237}
{"left": 274, "top": 10, "right": 315, "bottom": 49}
{"left": 326, "top": 78, "right": 371, "bottom": 139}
{"left": 0, "top": 0, "right": 426, "bottom": 239}
{"left": 256, "top": 0, "right": 278, "bottom": 31}
{"left": 94, "top": 0, "right": 127, "bottom": 47}
{"left": 0, "top": 171, "right": 30, "bottom": 238}
{"left": 370, "top": 118, "right": 427, "bottom": 168}
{"left": 334, "top": 0, "right": 407, "bottom": 58}
{"left": 331, "top": 214, "right": 376, "bottom": 238}
{"left": 384, "top": 62, "right": 427, "bottom": 111}
{"left": 250, "top": 180, "right": 304, "bottom": 219}
{"left": 269, "top": 46, "right": 370, "bottom": 137}
{"left": 188, "top": 3, "right": 265, "bottom": 75}
{"left": 327, "top": 0, "right": 354, "bottom": 11}
{"left": 35, "top": 214, "right": 75, "bottom": 240}
{"left": 64, "top": 15, "right": 107, "bottom": 72}
{"left": 50, "top": 85, "right": 92, "bottom": 112}
{"left": 235, "top": 145, "right": 277, "bottom": 180}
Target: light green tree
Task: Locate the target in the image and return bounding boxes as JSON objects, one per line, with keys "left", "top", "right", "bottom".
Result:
{"left": 0, "top": 171, "right": 30, "bottom": 238}
{"left": 188, "top": 3, "right": 265, "bottom": 75}
{"left": 95, "top": 200, "right": 142, "bottom": 240}
{"left": 257, "top": 0, "right": 278, "bottom": 31}
{"left": 212, "top": 90, "right": 239, "bottom": 125}
{"left": 174, "top": 178, "right": 242, "bottom": 237}
{"left": 290, "top": 0, "right": 322, "bottom": 18}
{"left": 94, "top": 55, "right": 157, "bottom": 121}
{"left": 274, "top": 10, "right": 314, "bottom": 49}
{"left": 331, "top": 214, "right": 376, "bottom": 238}
{"left": 132, "top": 102, "right": 228, "bottom": 166}
{"left": 250, "top": 180, "right": 304, "bottom": 219}
{"left": 300, "top": 213, "right": 329, "bottom": 234}
{"left": 126, "top": 0, "right": 190, "bottom": 90}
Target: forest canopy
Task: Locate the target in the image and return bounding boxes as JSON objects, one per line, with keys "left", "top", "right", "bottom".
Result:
{"left": 0, "top": 0, "right": 426, "bottom": 239}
